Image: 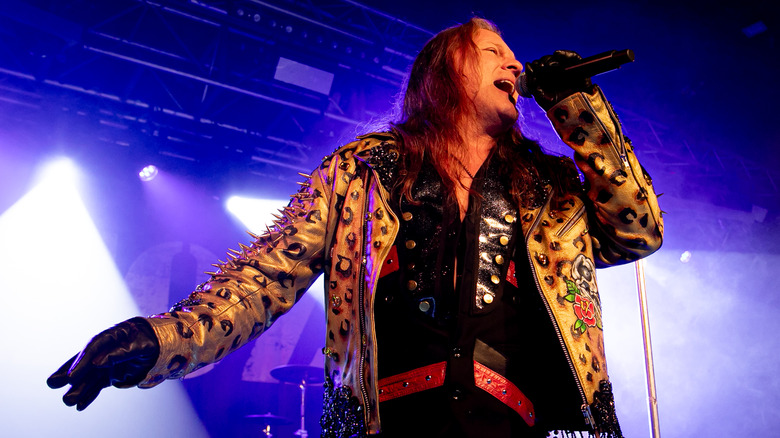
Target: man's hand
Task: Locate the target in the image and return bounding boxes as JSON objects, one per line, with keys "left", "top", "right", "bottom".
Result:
{"left": 47, "top": 317, "right": 160, "bottom": 411}
{"left": 524, "top": 50, "right": 594, "bottom": 111}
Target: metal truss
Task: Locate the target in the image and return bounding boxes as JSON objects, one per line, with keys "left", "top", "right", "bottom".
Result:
{"left": 0, "top": 0, "right": 777, "bottom": 230}
{"left": 0, "top": 0, "right": 431, "bottom": 178}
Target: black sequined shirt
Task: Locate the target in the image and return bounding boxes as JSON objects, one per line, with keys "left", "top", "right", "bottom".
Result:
{"left": 374, "top": 157, "right": 585, "bottom": 437}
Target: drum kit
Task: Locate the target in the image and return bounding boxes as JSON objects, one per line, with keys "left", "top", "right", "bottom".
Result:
{"left": 245, "top": 365, "right": 325, "bottom": 438}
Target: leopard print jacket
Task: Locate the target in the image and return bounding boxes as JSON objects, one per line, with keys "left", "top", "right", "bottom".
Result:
{"left": 137, "top": 87, "right": 663, "bottom": 437}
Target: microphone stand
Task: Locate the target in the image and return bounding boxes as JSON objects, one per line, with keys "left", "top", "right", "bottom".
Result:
{"left": 635, "top": 259, "right": 661, "bottom": 438}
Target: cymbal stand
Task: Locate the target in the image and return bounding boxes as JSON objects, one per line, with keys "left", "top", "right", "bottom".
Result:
{"left": 294, "top": 379, "right": 308, "bottom": 438}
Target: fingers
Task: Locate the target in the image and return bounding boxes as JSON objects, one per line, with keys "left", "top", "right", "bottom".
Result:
{"left": 553, "top": 50, "right": 583, "bottom": 63}
{"left": 50, "top": 344, "right": 111, "bottom": 411}
{"left": 66, "top": 335, "right": 110, "bottom": 383}
{"left": 76, "top": 375, "right": 110, "bottom": 411}
{"left": 47, "top": 354, "right": 78, "bottom": 389}
{"left": 530, "top": 51, "right": 581, "bottom": 72}
{"left": 62, "top": 370, "right": 110, "bottom": 411}
{"left": 49, "top": 318, "right": 160, "bottom": 410}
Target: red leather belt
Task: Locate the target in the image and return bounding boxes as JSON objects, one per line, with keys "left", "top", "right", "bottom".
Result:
{"left": 377, "top": 361, "right": 447, "bottom": 402}
{"left": 376, "top": 360, "right": 536, "bottom": 427}
{"left": 473, "top": 360, "right": 536, "bottom": 427}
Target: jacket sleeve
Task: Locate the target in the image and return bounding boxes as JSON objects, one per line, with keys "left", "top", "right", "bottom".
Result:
{"left": 548, "top": 86, "right": 664, "bottom": 267}
{"left": 138, "top": 161, "right": 335, "bottom": 387}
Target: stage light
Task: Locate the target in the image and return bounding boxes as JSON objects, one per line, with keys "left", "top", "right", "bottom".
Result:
{"left": 225, "top": 195, "right": 325, "bottom": 310}
{"left": 680, "top": 250, "right": 692, "bottom": 263}
{"left": 139, "top": 165, "right": 158, "bottom": 181}
{"left": 40, "top": 157, "right": 79, "bottom": 185}
{"left": 226, "top": 195, "right": 288, "bottom": 234}
{"left": 0, "top": 159, "right": 207, "bottom": 437}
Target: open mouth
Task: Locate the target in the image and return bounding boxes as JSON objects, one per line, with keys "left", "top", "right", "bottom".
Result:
{"left": 494, "top": 79, "right": 517, "bottom": 105}
{"left": 494, "top": 79, "right": 515, "bottom": 94}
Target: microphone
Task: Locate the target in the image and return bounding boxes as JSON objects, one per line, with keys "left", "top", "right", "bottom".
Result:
{"left": 517, "top": 49, "right": 635, "bottom": 98}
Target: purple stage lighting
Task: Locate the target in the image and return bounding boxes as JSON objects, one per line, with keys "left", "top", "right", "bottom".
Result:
{"left": 139, "top": 165, "right": 158, "bottom": 182}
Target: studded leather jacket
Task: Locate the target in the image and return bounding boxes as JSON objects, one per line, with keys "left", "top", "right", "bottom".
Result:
{"left": 137, "top": 87, "right": 663, "bottom": 437}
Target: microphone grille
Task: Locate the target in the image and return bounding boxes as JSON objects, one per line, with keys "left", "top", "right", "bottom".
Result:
{"left": 516, "top": 72, "right": 533, "bottom": 98}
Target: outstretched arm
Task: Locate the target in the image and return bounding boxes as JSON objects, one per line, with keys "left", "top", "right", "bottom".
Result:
{"left": 48, "top": 162, "right": 335, "bottom": 409}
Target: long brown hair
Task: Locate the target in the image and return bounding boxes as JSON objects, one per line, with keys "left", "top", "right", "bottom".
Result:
{"left": 390, "top": 17, "right": 577, "bottom": 208}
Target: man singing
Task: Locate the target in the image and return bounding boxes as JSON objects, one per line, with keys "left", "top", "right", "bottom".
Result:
{"left": 49, "top": 17, "right": 663, "bottom": 438}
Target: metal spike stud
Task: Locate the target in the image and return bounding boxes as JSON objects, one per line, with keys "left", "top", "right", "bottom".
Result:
{"left": 281, "top": 208, "right": 295, "bottom": 219}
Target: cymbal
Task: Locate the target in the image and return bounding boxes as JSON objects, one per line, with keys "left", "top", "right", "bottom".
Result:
{"left": 245, "top": 413, "right": 292, "bottom": 425}
{"left": 270, "top": 364, "right": 325, "bottom": 384}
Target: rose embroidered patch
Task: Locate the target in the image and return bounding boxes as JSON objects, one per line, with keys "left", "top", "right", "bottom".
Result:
{"left": 564, "top": 254, "right": 603, "bottom": 333}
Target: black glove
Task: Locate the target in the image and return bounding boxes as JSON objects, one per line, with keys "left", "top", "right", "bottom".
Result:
{"left": 524, "top": 50, "right": 594, "bottom": 111}
{"left": 47, "top": 317, "right": 160, "bottom": 411}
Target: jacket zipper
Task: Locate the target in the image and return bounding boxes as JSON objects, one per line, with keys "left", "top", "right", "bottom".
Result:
{"left": 357, "top": 171, "right": 371, "bottom": 427}
{"left": 555, "top": 204, "right": 586, "bottom": 238}
{"left": 353, "top": 152, "right": 400, "bottom": 432}
{"left": 582, "top": 89, "right": 629, "bottom": 169}
{"left": 524, "top": 188, "right": 589, "bottom": 410}
{"left": 589, "top": 88, "right": 662, "bottom": 239}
